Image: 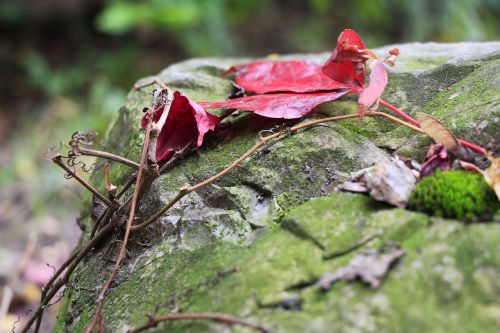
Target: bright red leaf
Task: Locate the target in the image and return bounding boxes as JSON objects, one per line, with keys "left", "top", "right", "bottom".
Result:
{"left": 200, "top": 90, "right": 349, "bottom": 119}
{"left": 358, "top": 61, "right": 388, "bottom": 116}
{"left": 227, "top": 61, "right": 348, "bottom": 94}
{"left": 322, "top": 29, "right": 373, "bottom": 88}
{"left": 142, "top": 91, "right": 219, "bottom": 162}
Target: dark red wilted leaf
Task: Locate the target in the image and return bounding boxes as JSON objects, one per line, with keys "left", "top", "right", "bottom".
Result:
{"left": 200, "top": 90, "right": 349, "bottom": 119}
{"left": 358, "top": 61, "right": 388, "bottom": 116}
{"left": 143, "top": 91, "right": 219, "bottom": 162}
{"left": 420, "top": 143, "right": 451, "bottom": 179}
{"left": 227, "top": 61, "right": 348, "bottom": 94}
{"left": 322, "top": 29, "right": 370, "bottom": 87}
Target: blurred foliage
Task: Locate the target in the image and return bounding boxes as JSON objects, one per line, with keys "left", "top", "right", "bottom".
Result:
{"left": 0, "top": 0, "right": 499, "bottom": 225}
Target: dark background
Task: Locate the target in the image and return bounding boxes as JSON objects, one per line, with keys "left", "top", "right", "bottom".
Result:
{"left": 0, "top": 0, "right": 498, "bottom": 331}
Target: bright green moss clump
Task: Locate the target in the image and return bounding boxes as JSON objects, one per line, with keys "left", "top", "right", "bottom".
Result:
{"left": 409, "top": 170, "right": 499, "bottom": 221}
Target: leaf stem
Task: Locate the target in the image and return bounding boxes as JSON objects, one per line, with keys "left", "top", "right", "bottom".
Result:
{"left": 378, "top": 99, "right": 486, "bottom": 154}
{"left": 378, "top": 99, "right": 420, "bottom": 125}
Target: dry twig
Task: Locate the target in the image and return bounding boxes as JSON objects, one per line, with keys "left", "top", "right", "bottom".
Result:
{"left": 127, "top": 313, "right": 275, "bottom": 333}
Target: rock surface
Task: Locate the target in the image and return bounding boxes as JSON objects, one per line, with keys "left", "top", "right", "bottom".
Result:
{"left": 55, "top": 42, "right": 500, "bottom": 333}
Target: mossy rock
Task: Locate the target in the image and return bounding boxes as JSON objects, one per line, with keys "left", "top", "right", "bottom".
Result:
{"left": 58, "top": 42, "right": 500, "bottom": 332}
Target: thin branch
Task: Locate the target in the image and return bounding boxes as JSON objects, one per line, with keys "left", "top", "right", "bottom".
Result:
{"left": 52, "top": 155, "right": 114, "bottom": 207}
{"left": 78, "top": 147, "right": 140, "bottom": 170}
{"left": 132, "top": 111, "right": 432, "bottom": 232}
{"left": 132, "top": 113, "right": 355, "bottom": 232}
{"left": 20, "top": 223, "right": 115, "bottom": 333}
{"left": 134, "top": 76, "right": 168, "bottom": 90}
{"left": 0, "top": 235, "right": 36, "bottom": 333}
{"left": 116, "top": 174, "right": 137, "bottom": 199}
{"left": 127, "top": 313, "right": 274, "bottom": 333}
{"left": 85, "top": 112, "right": 154, "bottom": 333}
{"left": 90, "top": 207, "right": 114, "bottom": 239}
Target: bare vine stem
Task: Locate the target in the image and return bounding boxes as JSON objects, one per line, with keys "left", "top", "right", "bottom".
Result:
{"left": 85, "top": 112, "right": 154, "bottom": 333}
{"left": 52, "top": 155, "right": 114, "bottom": 207}
{"left": 0, "top": 235, "right": 36, "bottom": 333}
{"left": 131, "top": 111, "right": 423, "bottom": 233}
{"left": 126, "top": 313, "right": 274, "bottom": 333}
{"left": 21, "top": 223, "right": 116, "bottom": 333}
{"left": 78, "top": 147, "right": 140, "bottom": 170}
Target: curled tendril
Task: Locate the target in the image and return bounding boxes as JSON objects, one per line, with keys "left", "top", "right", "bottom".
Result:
{"left": 69, "top": 131, "right": 97, "bottom": 155}
{"left": 62, "top": 156, "right": 104, "bottom": 179}
{"left": 257, "top": 123, "right": 290, "bottom": 140}
{"left": 12, "top": 309, "right": 32, "bottom": 333}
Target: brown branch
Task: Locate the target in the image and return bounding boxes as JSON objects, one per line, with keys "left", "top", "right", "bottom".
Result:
{"left": 52, "top": 155, "right": 114, "bottom": 207}
{"left": 78, "top": 147, "right": 140, "bottom": 170}
{"left": 116, "top": 173, "right": 137, "bottom": 199}
{"left": 127, "top": 313, "right": 274, "bottom": 333}
{"left": 133, "top": 76, "right": 168, "bottom": 90}
{"left": 90, "top": 206, "right": 115, "bottom": 239}
{"left": 0, "top": 235, "right": 36, "bottom": 333}
{"left": 85, "top": 112, "right": 154, "bottom": 333}
{"left": 20, "top": 223, "right": 115, "bottom": 333}
{"left": 132, "top": 111, "right": 425, "bottom": 232}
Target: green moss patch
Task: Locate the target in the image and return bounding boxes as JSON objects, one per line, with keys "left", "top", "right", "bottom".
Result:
{"left": 409, "top": 170, "right": 499, "bottom": 221}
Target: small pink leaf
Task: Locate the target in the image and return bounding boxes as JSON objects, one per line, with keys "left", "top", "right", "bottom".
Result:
{"left": 357, "top": 61, "right": 388, "bottom": 116}
{"left": 200, "top": 90, "right": 349, "bottom": 119}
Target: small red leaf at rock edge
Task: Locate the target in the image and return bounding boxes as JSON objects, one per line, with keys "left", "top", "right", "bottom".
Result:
{"left": 228, "top": 61, "right": 348, "bottom": 94}
{"left": 142, "top": 91, "right": 219, "bottom": 162}
{"left": 322, "top": 29, "right": 369, "bottom": 87}
{"left": 358, "top": 61, "right": 388, "bottom": 116}
{"left": 420, "top": 144, "right": 451, "bottom": 179}
{"left": 200, "top": 90, "right": 349, "bottom": 119}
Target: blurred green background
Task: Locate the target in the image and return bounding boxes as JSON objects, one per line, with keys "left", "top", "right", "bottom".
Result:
{"left": 0, "top": 0, "right": 499, "bottom": 330}
{"left": 1, "top": 0, "right": 500, "bottom": 242}
{"left": 2, "top": 0, "right": 500, "bottom": 253}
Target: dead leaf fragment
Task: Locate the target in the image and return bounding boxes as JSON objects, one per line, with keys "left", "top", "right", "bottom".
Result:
{"left": 364, "top": 160, "right": 417, "bottom": 207}
{"left": 317, "top": 246, "right": 405, "bottom": 290}
{"left": 416, "top": 112, "right": 458, "bottom": 150}
{"left": 483, "top": 152, "right": 500, "bottom": 201}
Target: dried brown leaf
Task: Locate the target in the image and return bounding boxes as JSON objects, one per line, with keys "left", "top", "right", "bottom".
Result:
{"left": 484, "top": 152, "right": 500, "bottom": 201}
{"left": 416, "top": 112, "right": 459, "bottom": 150}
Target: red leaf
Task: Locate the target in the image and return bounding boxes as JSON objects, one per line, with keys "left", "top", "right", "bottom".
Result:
{"left": 420, "top": 144, "right": 451, "bottom": 179}
{"left": 228, "top": 61, "right": 348, "bottom": 94}
{"left": 200, "top": 90, "right": 349, "bottom": 119}
{"left": 358, "top": 61, "right": 388, "bottom": 116}
{"left": 322, "top": 29, "right": 371, "bottom": 87}
{"left": 143, "top": 91, "right": 219, "bottom": 162}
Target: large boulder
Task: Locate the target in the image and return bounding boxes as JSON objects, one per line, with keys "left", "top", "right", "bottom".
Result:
{"left": 55, "top": 42, "right": 500, "bottom": 333}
